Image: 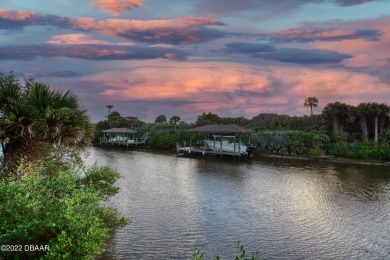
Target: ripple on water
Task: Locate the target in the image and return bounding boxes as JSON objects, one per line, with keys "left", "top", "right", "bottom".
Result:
{"left": 90, "top": 148, "right": 390, "bottom": 260}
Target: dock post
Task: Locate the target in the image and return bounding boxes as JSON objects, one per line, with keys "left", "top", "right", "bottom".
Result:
{"left": 203, "top": 134, "right": 206, "bottom": 156}
{"left": 238, "top": 134, "right": 241, "bottom": 155}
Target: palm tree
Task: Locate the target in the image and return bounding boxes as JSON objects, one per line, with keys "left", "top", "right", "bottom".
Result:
{"left": 369, "top": 103, "right": 389, "bottom": 144}
{"left": 304, "top": 97, "right": 319, "bottom": 116}
{"left": 169, "top": 115, "right": 181, "bottom": 133}
{"left": 155, "top": 115, "right": 167, "bottom": 124}
{"left": 195, "top": 112, "right": 220, "bottom": 126}
{"left": 355, "top": 103, "right": 372, "bottom": 142}
{"left": 0, "top": 73, "right": 93, "bottom": 177}
{"left": 322, "top": 101, "right": 351, "bottom": 135}
{"left": 106, "top": 105, "right": 113, "bottom": 116}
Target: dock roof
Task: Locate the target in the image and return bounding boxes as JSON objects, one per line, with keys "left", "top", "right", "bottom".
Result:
{"left": 187, "top": 124, "right": 255, "bottom": 134}
{"left": 102, "top": 128, "right": 136, "bottom": 133}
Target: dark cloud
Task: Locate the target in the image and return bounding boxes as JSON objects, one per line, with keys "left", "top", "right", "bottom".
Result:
{"left": 115, "top": 27, "right": 226, "bottom": 45}
{"left": 0, "top": 10, "right": 72, "bottom": 31}
{"left": 0, "top": 44, "right": 187, "bottom": 61}
{"left": 257, "top": 27, "right": 382, "bottom": 43}
{"left": 253, "top": 48, "right": 353, "bottom": 64}
{"left": 24, "top": 71, "right": 84, "bottom": 78}
{"left": 0, "top": 10, "right": 226, "bottom": 45}
{"left": 335, "top": 0, "right": 378, "bottom": 6}
{"left": 224, "top": 42, "right": 276, "bottom": 54}
{"left": 194, "top": 0, "right": 380, "bottom": 16}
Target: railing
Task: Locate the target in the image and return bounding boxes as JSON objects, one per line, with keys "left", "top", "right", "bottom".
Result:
{"left": 140, "top": 132, "right": 150, "bottom": 143}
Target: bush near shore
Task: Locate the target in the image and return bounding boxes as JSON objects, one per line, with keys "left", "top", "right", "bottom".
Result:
{"left": 0, "top": 161, "right": 129, "bottom": 259}
{"left": 0, "top": 73, "right": 129, "bottom": 258}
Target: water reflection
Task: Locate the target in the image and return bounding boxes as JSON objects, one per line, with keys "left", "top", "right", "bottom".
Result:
{"left": 87, "top": 147, "right": 390, "bottom": 259}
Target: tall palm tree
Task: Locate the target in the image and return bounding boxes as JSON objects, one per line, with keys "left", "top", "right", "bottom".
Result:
{"left": 169, "top": 115, "right": 181, "bottom": 133}
{"left": 155, "top": 114, "right": 167, "bottom": 124}
{"left": 322, "top": 101, "right": 351, "bottom": 136}
{"left": 106, "top": 105, "right": 113, "bottom": 116}
{"left": 370, "top": 103, "right": 389, "bottom": 144}
{"left": 355, "top": 103, "right": 372, "bottom": 142}
{"left": 0, "top": 73, "right": 93, "bottom": 177}
{"left": 304, "top": 97, "right": 319, "bottom": 116}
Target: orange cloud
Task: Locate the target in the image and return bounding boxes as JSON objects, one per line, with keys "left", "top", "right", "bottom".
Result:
{"left": 0, "top": 9, "right": 40, "bottom": 21}
{"left": 47, "top": 34, "right": 134, "bottom": 45}
{"left": 71, "top": 16, "right": 224, "bottom": 31}
{"left": 90, "top": 0, "right": 143, "bottom": 16}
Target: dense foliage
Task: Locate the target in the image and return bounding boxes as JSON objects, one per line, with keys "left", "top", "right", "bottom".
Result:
{"left": 0, "top": 73, "right": 93, "bottom": 176}
{"left": 94, "top": 98, "right": 390, "bottom": 162}
{"left": 1, "top": 72, "right": 128, "bottom": 259}
{"left": 0, "top": 163, "right": 128, "bottom": 259}
{"left": 252, "top": 130, "right": 329, "bottom": 157}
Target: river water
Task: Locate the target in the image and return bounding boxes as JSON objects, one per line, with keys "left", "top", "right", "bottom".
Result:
{"left": 86, "top": 147, "right": 390, "bottom": 260}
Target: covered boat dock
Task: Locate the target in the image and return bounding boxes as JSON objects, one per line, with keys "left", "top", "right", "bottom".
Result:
{"left": 177, "top": 124, "right": 255, "bottom": 157}
{"left": 100, "top": 128, "right": 150, "bottom": 147}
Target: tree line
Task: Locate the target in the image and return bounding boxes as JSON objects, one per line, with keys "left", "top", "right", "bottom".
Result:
{"left": 96, "top": 97, "right": 390, "bottom": 161}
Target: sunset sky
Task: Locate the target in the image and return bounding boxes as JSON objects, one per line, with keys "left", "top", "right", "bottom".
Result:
{"left": 1, "top": 0, "right": 389, "bottom": 122}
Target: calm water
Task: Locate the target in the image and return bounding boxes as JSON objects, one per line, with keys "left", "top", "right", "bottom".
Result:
{"left": 85, "top": 147, "right": 390, "bottom": 260}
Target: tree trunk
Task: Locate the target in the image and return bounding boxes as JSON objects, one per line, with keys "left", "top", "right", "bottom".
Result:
{"left": 1, "top": 139, "right": 45, "bottom": 179}
{"left": 310, "top": 106, "right": 313, "bottom": 116}
{"left": 374, "top": 117, "right": 378, "bottom": 145}
{"left": 379, "top": 118, "right": 384, "bottom": 139}
{"left": 333, "top": 116, "right": 339, "bottom": 135}
{"left": 1, "top": 142, "right": 21, "bottom": 178}
{"left": 360, "top": 117, "right": 369, "bottom": 142}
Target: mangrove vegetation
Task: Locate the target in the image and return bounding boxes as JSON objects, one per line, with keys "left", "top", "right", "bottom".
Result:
{"left": 0, "top": 72, "right": 128, "bottom": 259}
{"left": 95, "top": 100, "right": 390, "bottom": 162}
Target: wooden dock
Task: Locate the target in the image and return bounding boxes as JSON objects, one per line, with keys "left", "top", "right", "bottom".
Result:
{"left": 178, "top": 124, "right": 256, "bottom": 158}
{"left": 177, "top": 144, "right": 243, "bottom": 157}
{"left": 100, "top": 131, "right": 150, "bottom": 147}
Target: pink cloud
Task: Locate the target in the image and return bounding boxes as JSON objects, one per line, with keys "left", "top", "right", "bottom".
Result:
{"left": 0, "top": 9, "right": 225, "bottom": 44}
{"left": 46, "top": 34, "right": 134, "bottom": 45}
{"left": 71, "top": 16, "right": 224, "bottom": 31}
{"left": 79, "top": 60, "right": 390, "bottom": 119}
{"left": 0, "top": 9, "right": 41, "bottom": 22}
{"left": 90, "top": 0, "right": 143, "bottom": 16}
{"left": 292, "top": 17, "right": 390, "bottom": 68}
{"left": 68, "top": 16, "right": 225, "bottom": 44}
{"left": 259, "top": 27, "right": 381, "bottom": 43}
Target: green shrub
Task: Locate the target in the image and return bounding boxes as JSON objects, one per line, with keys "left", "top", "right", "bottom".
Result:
{"left": 290, "top": 140, "right": 305, "bottom": 155}
{"left": 148, "top": 129, "right": 186, "bottom": 149}
{"left": 352, "top": 142, "right": 390, "bottom": 161}
{"left": 279, "top": 147, "right": 288, "bottom": 156}
{"left": 254, "top": 146, "right": 267, "bottom": 155}
{"left": 333, "top": 131, "right": 348, "bottom": 142}
{"left": 0, "top": 165, "right": 129, "bottom": 259}
{"left": 353, "top": 142, "right": 375, "bottom": 159}
{"left": 252, "top": 130, "right": 329, "bottom": 156}
{"left": 308, "top": 146, "right": 324, "bottom": 157}
{"left": 327, "top": 141, "right": 349, "bottom": 157}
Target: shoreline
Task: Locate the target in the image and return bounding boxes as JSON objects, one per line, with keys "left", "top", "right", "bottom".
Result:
{"left": 256, "top": 153, "right": 390, "bottom": 166}
{"left": 92, "top": 143, "right": 390, "bottom": 166}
